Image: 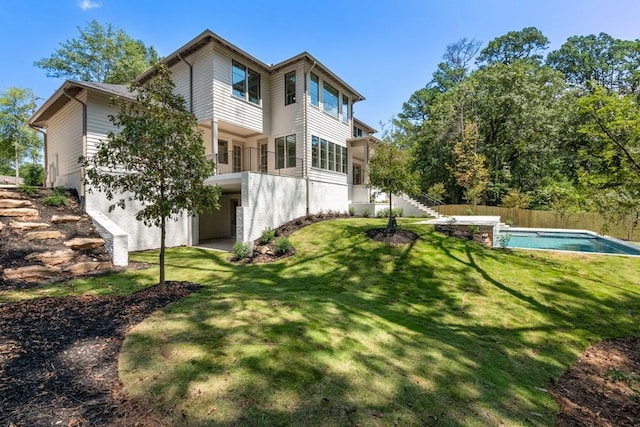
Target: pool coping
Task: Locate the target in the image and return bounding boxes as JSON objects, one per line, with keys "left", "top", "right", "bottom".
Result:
{"left": 499, "top": 227, "right": 640, "bottom": 257}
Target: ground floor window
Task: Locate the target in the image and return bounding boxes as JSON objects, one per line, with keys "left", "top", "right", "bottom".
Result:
{"left": 276, "top": 134, "right": 296, "bottom": 169}
{"left": 311, "top": 135, "right": 347, "bottom": 174}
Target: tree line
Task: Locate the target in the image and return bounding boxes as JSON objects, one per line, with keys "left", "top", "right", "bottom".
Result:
{"left": 386, "top": 27, "right": 640, "bottom": 235}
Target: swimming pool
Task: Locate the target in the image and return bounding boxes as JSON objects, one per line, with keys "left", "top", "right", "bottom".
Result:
{"left": 498, "top": 228, "right": 640, "bottom": 256}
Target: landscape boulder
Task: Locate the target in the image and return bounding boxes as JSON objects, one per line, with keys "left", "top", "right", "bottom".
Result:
{"left": 24, "top": 230, "right": 64, "bottom": 241}
{"left": 0, "top": 199, "right": 33, "bottom": 208}
{"left": 9, "top": 221, "right": 50, "bottom": 231}
{"left": 0, "top": 208, "right": 39, "bottom": 218}
{"left": 51, "top": 214, "right": 82, "bottom": 224}
{"left": 63, "top": 261, "right": 112, "bottom": 275}
{"left": 64, "top": 237, "right": 105, "bottom": 250}
{"left": 24, "top": 249, "right": 75, "bottom": 266}
{"left": 3, "top": 265, "right": 61, "bottom": 282}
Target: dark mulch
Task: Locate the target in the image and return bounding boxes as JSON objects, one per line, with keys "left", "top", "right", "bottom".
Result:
{"left": 551, "top": 337, "right": 640, "bottom": 426}
{"left": 365, "top": 228, "right": 418, "bottom": 245}
{"left": 0, "top": 281, "right": 200, "bottom": 427}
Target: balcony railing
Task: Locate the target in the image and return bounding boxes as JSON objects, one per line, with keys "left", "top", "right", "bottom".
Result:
{"left": 206, "top": 146, "right": 303, "bottom": 178}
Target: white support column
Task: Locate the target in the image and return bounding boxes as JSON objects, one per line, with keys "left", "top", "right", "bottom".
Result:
{"left": 212, "top": 119, "right": 219, "bottom": 175}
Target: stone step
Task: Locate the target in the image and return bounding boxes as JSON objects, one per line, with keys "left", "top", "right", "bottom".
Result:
{"left": 24, "top": 230, "right": 64, "bottom": 241}
{"left": 63, "top": 261, "right": 112, "bottom": 275}
{"left": 0, "top": 199, "right": 33, "bottom": 208}
{"left": 24, "top": 249, "right": 75, "bottom": 266}
{"left": 0, "top": 191, "right": 23, "bottom": 199}
{"left": 3, "top": 265, "right": 61, "bottom": 282}
{"left": 64, "top": 237, "right": 105, "bottom": 250}
{"left": 51, "top": 214, "right": 82, "bottom": 224}
{"left": 9, "top": 221, "right": 50, "bottom": 231}
{"left": 0, "top": 208, "right": 39, "bottom": 218}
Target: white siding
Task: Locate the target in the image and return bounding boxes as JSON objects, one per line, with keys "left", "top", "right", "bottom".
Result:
{"left": 169, "top": 44, "right": 214, "bottom": 121}
{"left": 86, "top": 91, "right": 119, "bottom": 158}
{"left": 45, "top": 98, "right": 83, "bottom": 192}
{"left": 212, "top": 48, "right": 269, "bottom": 133}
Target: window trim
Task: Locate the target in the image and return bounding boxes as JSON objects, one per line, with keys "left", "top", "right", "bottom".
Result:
{"left": 285, "top": 70, "right": 296, "bottom": 105}
{"left": 342, "top": 94, "right": 349, "bottom": 124}
{"left": 322, "top": 81, "right": 339, "bottom": 117}
{"left": 309, "top": 72, "right": 319, "bottom": 107}
{"left": 275, "top": 134, "right": 297, "bottom": 169}
{"left": 231, "top": 60, "right": 261, "bottom": 105}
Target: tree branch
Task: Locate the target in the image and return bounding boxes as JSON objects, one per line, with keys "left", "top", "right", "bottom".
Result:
{"left": 591, "top": 106, "right": 640, "bottom": 173}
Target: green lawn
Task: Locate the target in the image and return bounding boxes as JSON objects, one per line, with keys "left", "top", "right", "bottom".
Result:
{"left": 7, "top": 218, "right": 640, "bottom": 425}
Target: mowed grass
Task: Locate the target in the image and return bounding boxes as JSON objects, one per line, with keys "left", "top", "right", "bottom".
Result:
{"left": 8, "top": 218, "right": 640, "bottom": 425}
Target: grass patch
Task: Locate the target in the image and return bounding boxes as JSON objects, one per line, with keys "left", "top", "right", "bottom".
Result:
{"left": 117, "top": 218, "right": 640, "bottom": 425}
{"left": 14, "top": 218, "right": 640, "bottom": 425}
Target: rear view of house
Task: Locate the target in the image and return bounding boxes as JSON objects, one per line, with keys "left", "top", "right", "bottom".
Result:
{"left": 29, "top": 29, "right": 382, "bottom": 255}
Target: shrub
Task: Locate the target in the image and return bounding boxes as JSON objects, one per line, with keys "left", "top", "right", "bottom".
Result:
{"left": 362, "top": 208, "right": 371, "bottom": 218}
{"left": 392, "top": 207, "right": 403, "bottom": 217}
{"left": 464, "top": 209, "right": 474, "bottom": 215}
{"left": 348, "top": 206, "right": 356, "bottom": 216}
{"left": 505, "top": 219, "right": 514, "bottom": 226}
{"left": 20, "top": 164, "right": 45, "bottom": 186}
{"left": 44, "top": 187, "right": 68, "bottom": 207}
{"left": 232, "top": 242, "right": 251, "bottom": 260}
{"left": 377, "top": 207, "right": 403, "bottom": 218}
{"left": 18, "top": 184, "right": 38, "bottom": 196}
{"left": 260, "top": 227, "right": 276, "bottom": 244}
{"left": 468, "top": 224, "right": 480, "bottom": 236}
{"left": 274, "top": 237, "right": 292, "bottom": 256}
{"left": 496, "top": 232, "right": 512, "bottom": 248}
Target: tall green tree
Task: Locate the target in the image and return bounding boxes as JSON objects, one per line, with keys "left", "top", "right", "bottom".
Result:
{"left": 369, "top": 142, "right": 419, "bottom": 232}
{"left": 0, "top": 87, "right": 41, "bottom": 182}
{"left": 476, "top": 27, "right": 549, "bottom": 66}
{"left": 547, "top": 33, "right": 640, "bottom": 94}
{"left": 449, "top": 122, "right": 488, "bottom": 206}
{"left": 35, "top": 20, "right": 159, "bottom": 84}
{"left": 81, "top": 65, "right": 220, "bottom": 285}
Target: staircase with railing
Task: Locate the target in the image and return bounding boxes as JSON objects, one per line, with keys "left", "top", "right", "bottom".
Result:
{"left": 398, "top": 192, "right": 444, "bottom": 218}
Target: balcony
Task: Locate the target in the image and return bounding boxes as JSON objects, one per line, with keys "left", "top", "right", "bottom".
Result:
{"left": 207, "top": 146, "right": 303, "bottom": 178}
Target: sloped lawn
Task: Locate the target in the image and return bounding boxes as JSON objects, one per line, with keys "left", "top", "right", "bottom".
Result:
{"left": 114, "top": 219, "right": 640, "bottom": 426}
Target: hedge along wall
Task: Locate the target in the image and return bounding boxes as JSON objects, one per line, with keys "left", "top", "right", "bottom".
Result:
{"left": 439, "top": 205, "right": 640, "bottom": 242}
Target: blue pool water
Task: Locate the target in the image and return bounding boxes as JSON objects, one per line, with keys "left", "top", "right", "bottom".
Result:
{"left": 498, "top": 229, "right": 640, "bottom": 256}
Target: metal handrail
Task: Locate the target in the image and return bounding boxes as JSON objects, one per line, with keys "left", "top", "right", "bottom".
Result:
{"left": 206, "top": 146, "right": 304, "bottom": 178}
{"left": 406, "top": 192, "right": 444, "bottom": 216}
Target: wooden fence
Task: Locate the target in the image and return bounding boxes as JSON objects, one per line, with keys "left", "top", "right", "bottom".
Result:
{"left": 438, "top": 205, "right": 640, "bottom": 242}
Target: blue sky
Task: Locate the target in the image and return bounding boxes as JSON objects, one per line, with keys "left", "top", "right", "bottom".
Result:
{"left": 1, "top": 0, "right": 640, "bottom": 129}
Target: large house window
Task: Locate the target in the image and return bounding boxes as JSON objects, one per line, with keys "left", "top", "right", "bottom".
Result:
{"left": 232, "top": 60, "right": 260, "bottom": 104}
{"left": 310, "top": 72, "right": 319, "bottom": 107}
{"left": 218, "top": 140, "right": 229, "bottom": 164}
{"left": 275, "top": 134, "right": 296, "bottom": 169}
{"left": 285, "top": 71, "right": 296, "bottom": 105}
{"left": 322, "top": 81, "right": 339, "bottom": 117}
{"left": 311, "top": 135, "right": 347, "bottom": 174}
{"left": 342, "top": 95, "right": 349, "bottom": 124}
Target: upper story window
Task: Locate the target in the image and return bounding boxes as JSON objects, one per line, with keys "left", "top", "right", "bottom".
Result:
{"left": 353, "top": 126, "right": 363, "bottom": 138}
{"left": 342, "top": 95, "right": 349, "bottom": 124}
{"left": 310, "top": 72, "right": 319, "bottom": 107}
{"left": 232, "top": 60, "right": 260, "bottom": 104}
{"left": 285, "top": 71, "right": 296, "bottom": 105}
{"left": 322, "top": 81, "right": 339, "bottom": 117}
{"left": 218, "top": 139, "right": 229, "bottom": 164}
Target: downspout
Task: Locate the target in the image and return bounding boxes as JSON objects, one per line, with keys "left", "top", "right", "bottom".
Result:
{"left": 178, "top": 52, "right": 194, "bottom": 113}
{"left": 178, "top": 52, "right": 195, "bottom": 246}
{"left": 63, "top": 89, "right": 87, "bottom": 207}
{"left": 304, "top": 60, "right": 317, "bottom": 216}
{"left": 29, "top": 125, "right": 47, "bottom": 186}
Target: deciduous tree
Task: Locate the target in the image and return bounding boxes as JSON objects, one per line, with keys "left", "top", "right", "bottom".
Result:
{"left": 0, "top": 87, "right": 41, "bottom": 183}
{"left": 35, "top": 20, "right": 159, "bottom": 84}
{"left": 81, "top": 65, "right": 220, "bottom": 285}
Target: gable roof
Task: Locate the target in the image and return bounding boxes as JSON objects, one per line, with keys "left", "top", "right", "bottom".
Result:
{"left": 29, "top": 81, "right": 133, "bottom": 127}
{"left": 138, "top": 29, "right": 365, "bottom": 101}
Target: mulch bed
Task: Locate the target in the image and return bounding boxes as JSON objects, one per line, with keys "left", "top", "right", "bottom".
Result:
{"left": 365, "top": 228, "right": 418, "bottom": 245}
{"left": 551, "top": 337, "right": 640, "bottom": 426}
{"left": 0, "top": 281, "right": 200, "bottom": 427}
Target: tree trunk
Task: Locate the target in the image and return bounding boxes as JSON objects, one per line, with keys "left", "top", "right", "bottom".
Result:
{"left": 159, "top": 215, "right": 166, "bottom": 286}
{"left": 385, "top": 192, "right": 397, "bottom": 234}
{"left": 14, "top": 140, "right": 19, "bottom": 183}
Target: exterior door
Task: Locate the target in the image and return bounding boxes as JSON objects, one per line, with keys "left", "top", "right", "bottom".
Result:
{"left": 233, "top": 145, "right": 242, "bottom": 172}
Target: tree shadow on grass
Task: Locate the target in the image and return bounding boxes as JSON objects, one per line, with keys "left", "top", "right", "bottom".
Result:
{"left": 119, "top": 221, "right": 640, "bottom": 426}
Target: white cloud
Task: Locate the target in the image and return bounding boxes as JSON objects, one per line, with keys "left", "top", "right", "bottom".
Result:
{"left": 78, "top": 0, "right": 102, "bottom": 10}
